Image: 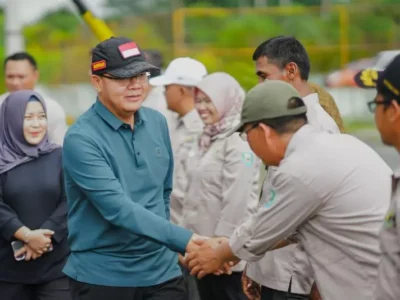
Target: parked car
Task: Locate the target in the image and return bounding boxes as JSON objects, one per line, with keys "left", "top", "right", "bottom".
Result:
{"left": 325, "top": 50, "right": 400, "bottom": 88}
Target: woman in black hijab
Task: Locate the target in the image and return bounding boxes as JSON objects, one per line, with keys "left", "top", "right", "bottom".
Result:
{"left": 0, "top": 90, "right": 70, "bottom": 300}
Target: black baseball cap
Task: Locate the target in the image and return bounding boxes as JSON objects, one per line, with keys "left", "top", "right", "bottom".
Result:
{"left": 354, "top": 53, "right": 400, "bottom": 89}
{"left": 375, "top": 54, "right": 400, "bottom": 101}
{"left": 91, "top": 37, "right": 159, "bottom": 79}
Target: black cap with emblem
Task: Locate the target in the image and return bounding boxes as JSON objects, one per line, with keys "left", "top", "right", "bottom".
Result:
{"left": 354, "top": 54, "right": 400, "bottom": 93}
{"left": 91, "top": 37, "right": 159, "bottom": 79}
{"left": 375, "top": 54, "right": 400, "bottom": 102}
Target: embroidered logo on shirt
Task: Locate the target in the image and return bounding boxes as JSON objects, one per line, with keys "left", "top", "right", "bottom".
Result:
{"left": 384, "top": 210, "right": 396, "bottom": 228}
{"left": 155, "top": 147, "right": 162, "bottom": 157}
{"left": 241, "top": 152, "right": 254, "bottom": 167}
{"left": 264, "top": 189, "right": 276, "bottom": 208}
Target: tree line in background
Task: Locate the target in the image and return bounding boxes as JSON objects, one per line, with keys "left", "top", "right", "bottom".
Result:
{"left": 0, "top": 0, "right": 398, "bottom": 90}
{"left": 106, "top": 0, "right": 399, "bottom": 13}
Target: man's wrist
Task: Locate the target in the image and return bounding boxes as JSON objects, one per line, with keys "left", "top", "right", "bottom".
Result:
{"left": 216, "top": 239, "right": 236, "bottom": 264}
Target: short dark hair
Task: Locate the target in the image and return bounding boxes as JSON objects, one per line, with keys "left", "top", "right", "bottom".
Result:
{"left": 258, "top": 97, "right": 308, "bottom": 134}
{"left": 4, "top": 52, "right": 38, "bottom": 70}
{"left": 143, "top": 50, "right": 164, "bottom": 69}
{"left": 253, "top": 36, "right": 310, "bottom": 81}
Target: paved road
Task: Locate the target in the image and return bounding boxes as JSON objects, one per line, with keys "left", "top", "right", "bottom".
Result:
{"left": 352, "top": 129, "right": 398, "bottom": 170}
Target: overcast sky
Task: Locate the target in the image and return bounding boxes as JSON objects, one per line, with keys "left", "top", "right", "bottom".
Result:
{"left": 0, "top": 0, "right": 107, "bottom": 25}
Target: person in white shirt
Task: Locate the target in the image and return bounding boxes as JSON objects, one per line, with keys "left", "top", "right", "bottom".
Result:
{"left": 244, "top": 36, "right": 340, "bottom": 300}
{"left": 149, "top": 58, "right": 208, "bottom": 224}
{"left": 149, "top": 57, "right": 207, "bottom": 152}
{"left": 0, "top": 52, "right": 67, "bottom": 145}
{"left": 149, "top": 57, "right": 207, "bottom": 300}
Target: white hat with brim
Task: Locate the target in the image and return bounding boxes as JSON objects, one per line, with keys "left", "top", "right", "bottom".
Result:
{"left": 149, "top": 57, "right": 207, "bottom": 87}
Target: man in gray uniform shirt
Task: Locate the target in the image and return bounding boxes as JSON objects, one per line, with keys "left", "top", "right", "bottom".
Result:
{"left": 185, "top": 80, "right": 392, "bottom": 300}
{"left": 246, "top": 35, "right": 340, "bottom": 300}
{"left": 354, "top": 54, "right": 400, "bottom": 300}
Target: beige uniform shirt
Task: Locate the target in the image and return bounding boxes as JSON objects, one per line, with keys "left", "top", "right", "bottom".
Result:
{"left": 231, "top": 125, "right": 392, "bottom": 300}
{"left": 180, "top": 132, "right": 260, "bottom": 271}
{"left": 246, "top": 93, "right": 340, "bottom": 294}
{"left": 0, "top": 92, "right": 67, "bottom": 145}
{"left": 375, "top": 167, "right": 400, "bottom": 300}
{"left": 169, "top": 109, "right": 204, "bottom": 225}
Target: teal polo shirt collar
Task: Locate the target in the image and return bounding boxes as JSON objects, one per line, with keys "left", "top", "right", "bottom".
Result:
{"left": 93, "top": 99, "right": 148, "bottom": 130}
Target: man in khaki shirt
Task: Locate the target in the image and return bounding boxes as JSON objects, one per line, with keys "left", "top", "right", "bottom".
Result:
{"left": 185, "top": 80, "right": 392, "bottom": 300}
{"left": 354, "top": 54, "right": 400, "bottom": 300}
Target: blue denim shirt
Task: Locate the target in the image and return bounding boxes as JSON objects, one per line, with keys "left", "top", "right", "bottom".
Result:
{"left": 62, "top": 100, "right": 192, "bottom": 287}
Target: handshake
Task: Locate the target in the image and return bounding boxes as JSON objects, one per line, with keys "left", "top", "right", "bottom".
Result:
{"left": 179, "top": 234, "right": 240, "bottom": 279}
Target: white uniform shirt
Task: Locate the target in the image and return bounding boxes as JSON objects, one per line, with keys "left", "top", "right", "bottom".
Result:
{"left": 246, "top": 92, "right": 340, "bottom": 294}
{"left": 375, "top": 167, "right": 400, "bottom": 300}
{"left": 231, "top": 125, "right": 392, "bottom": 300}
{"left": 169, "top": 109, "right": 203, "bottom": 225}
{"left": 302, "top": 93, "right": 340, "bottom": 134}
{"left": 0, "top": 92, "right": 67, "bottom": 145}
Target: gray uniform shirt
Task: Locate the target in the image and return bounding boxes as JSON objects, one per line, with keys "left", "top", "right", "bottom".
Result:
{"left": 375, "top": 167, "right": 400, "bottom": 300}
{"left": 169, "top": 109, "right": 204, "bottom": 225}
{"left": 180, "top": 132, "right": 260, "bottom": 271}
{"left": 246, "top": 93, "right": 340, "bottom": 294}
{"left": 230, "top": 125, "right": 392, "bottom": 300}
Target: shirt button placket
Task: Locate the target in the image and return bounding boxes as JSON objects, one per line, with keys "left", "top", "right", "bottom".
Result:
{"left": 132, "top": 134, "right": 143, "bottom": 167}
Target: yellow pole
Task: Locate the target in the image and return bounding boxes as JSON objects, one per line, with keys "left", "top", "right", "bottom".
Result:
{"left": 338, "top": 5, "right": 350, "bottom": 68}
{"left": 72, "top": 0, "right": 114, "bottom": 41}
{"left": 82, "top": 11, "right": 114, "bottom": 41}
{"left": 172, "top": 8, "right": 186, "bottom": 57}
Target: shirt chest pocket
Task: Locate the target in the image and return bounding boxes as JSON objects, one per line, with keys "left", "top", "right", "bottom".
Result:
{"left": 146, "top": 144, "right": 170, "bottom": 175}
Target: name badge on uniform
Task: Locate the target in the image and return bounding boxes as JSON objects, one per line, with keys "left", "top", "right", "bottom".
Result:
{"left": 241, "top": 152, "right": 254, "bottom": 167}
{"left": 264, "top": 189, "right": 276, "bottom": 208}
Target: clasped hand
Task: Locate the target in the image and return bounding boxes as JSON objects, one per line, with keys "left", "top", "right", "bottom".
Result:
{"left": 14, "top": 229, "right": 54, "bottom": 261}
{"left": 182, "top": 234, "right": 239, "bottom": 279}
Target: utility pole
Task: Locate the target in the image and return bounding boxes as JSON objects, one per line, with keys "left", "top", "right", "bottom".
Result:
{"left": 5, "top": 0, "right": 25, "bottom": 55}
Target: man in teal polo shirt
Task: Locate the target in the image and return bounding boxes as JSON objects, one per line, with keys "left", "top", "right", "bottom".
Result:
{"left": 62, "top": 37, "right": 199, "bottom": 300}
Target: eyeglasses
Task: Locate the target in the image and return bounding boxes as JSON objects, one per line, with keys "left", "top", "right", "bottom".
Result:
{"left": 239, "top": 123, "right": 259, "bottom": 141}
{"left": 367, "top": 99, "right": 392, "bottom": 113}
{"left": 99, "top": 72, "right": 150, "bottom": 86}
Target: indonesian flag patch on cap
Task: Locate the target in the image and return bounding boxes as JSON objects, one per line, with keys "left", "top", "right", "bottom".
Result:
{"left": 118, "top": 42, "right": 141, "bottom": 59}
